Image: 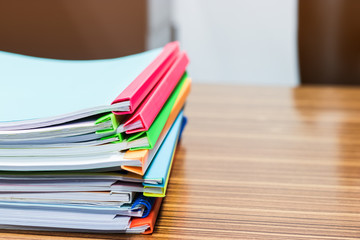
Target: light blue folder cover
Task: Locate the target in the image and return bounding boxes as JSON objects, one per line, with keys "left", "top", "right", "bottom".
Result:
{"left": 0, "top": 48, "right": 161, "bottom": 122}
{"left": 142, "top": 110, "right": 183, "bottom": 189}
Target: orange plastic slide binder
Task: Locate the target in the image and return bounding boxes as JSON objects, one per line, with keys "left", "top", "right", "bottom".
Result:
{"left": 122, "top": 150, "right": 149, "bottom": 175}
{"left": 130, "top": 197, "right": 163, "bottom": 234}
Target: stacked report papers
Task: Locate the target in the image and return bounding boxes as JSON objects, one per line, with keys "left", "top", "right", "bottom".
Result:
{"left": 0, "top": 41, "right": 190, "bottom": 234}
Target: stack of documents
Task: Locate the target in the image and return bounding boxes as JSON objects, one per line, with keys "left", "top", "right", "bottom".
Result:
{"left": 0, "top": 42, "right": 190, "bottom": 234}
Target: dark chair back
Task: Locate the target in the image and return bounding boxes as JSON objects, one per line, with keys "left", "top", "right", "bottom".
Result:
{"left": 0, "top": 0, "right": 147, "bottom": 60}
{"left": 298, "top": 0, "right": 360, "bottom": 85}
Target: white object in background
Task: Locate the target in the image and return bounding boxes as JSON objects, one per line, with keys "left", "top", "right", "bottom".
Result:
{"left": 147, "top": 0, "right": 172, "bottom": 49}
{"left": 172, "top": 0, "right": 299, "bottom": 86}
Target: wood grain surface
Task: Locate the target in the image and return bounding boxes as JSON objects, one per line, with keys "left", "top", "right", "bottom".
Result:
{"left": 2, "top": 84, "right": 360, "bottom": 239}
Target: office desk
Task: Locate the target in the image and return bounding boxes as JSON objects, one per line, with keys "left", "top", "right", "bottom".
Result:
{"left": 2, "top": 84, "right": 360, "bottom": 239}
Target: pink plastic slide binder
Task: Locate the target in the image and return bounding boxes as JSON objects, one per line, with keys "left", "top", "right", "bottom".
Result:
{"left": 122, "top": 51, "right": 189, "bottom": 134}
{"left": 111, "top": 42, "right": 180, "bottom": 115}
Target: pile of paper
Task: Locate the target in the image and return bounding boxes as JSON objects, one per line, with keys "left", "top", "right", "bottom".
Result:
{"left": 0, "top": 42, "right": 190, "bottom": 234}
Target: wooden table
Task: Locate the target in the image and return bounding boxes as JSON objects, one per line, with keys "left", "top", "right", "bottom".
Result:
{"left": 2, "top": 84, "right": 360, "bottom": 239}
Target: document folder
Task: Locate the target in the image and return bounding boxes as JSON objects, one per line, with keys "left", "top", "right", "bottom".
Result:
{"left": 0, "top": 42, "right": 180, "bottom": 130}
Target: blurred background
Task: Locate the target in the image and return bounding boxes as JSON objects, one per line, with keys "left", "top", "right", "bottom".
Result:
{"left": 0, "top": 0, "right": 359, "bottom": 85}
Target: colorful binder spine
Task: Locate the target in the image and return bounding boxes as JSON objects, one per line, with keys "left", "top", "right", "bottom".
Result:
{"left": 122, "top": 77, "right": 191, "bottom": 175}
{"left": 127, "top": 73, "right": 188, "bottom": 150}
{"left": 131, "top": 194, "right": 155, "bottom": 218}
{"left": 130, "top": 197, "right": 163, "bottom": 234}
{"left": 122, "top": 52, "right": 189, "bottom": 134}
{"left": 112, "top": 42, "right": 180, "bottom": 114}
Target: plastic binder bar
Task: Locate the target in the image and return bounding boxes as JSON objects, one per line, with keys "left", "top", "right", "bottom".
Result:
{"left": 111, "top": 42, "right": 180, "bottom": 115}
{"left": 122, "top": 51, "right": 189, "bottom": 134}
{"left": 129, "top": 197, "right": 162, "bottom": 234}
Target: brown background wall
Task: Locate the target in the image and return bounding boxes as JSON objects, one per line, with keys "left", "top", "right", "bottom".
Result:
{"left": 298, "top": 0, "right": 360, "bottom": 85}
{"left": 0, "top": 0, "right": 147, "bottom": 60}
